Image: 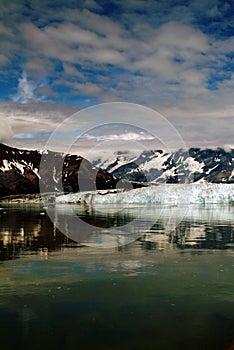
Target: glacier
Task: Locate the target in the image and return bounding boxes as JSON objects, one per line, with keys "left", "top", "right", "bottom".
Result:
{"left": 53, "top": 184, "right": 234, "bottom": 248}
{"left": 56, "top": 183, "right": 234, "bottom": 206}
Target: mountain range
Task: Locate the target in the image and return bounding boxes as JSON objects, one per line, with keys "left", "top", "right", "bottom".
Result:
{"left": 94, "top": 148, "right": 234, "bottom": 184}
{"left": 0, "top": 144, "right": 233, "bottom": 198}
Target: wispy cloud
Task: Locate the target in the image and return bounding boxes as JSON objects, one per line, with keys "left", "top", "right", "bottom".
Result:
{"left": 12, "top": 71, "right": 44, "bottom": 104}
{"left": 85, "top": 131, "right": 155, "bottom": 142}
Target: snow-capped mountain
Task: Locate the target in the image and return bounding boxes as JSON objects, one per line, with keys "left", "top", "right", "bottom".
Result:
{"left": 94, "top": 148, "right": 234, "bottom": 184}
{"left": 0, "top": 143, "right": 117, "bottom": 198}
{"left": 1, "top": 144, "right": 233, "bottom": 199}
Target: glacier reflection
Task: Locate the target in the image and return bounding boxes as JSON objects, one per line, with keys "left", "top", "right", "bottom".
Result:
{"left": 0, "top": 204, "right": 233, "bottom": 260}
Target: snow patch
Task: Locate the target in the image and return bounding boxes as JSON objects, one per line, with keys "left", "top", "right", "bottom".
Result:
{"left": 139, "top": 153, "right": 170, "bottom": 171}
{"left": 184, "top": 157, "right": 204, "bottom": 173}
{"left": 12, "top": 160, "right": 24, "bottom": 174}
{"left": 0, "top": 159, "right": 12, "bottom": 171}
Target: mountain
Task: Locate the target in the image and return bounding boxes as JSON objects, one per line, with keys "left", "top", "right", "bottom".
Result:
{"left": 93, "top": 148, "right": 234, "bottom": 184}
{"left": 0, "top": 143, "right": 118, "bottom": 198}
{"left": 1, "top": 144, "right": 233, "bottom": 199}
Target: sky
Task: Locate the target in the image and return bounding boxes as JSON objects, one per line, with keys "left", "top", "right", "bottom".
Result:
{"left": 0, "top": 0, "right": 233, "bottom": 153}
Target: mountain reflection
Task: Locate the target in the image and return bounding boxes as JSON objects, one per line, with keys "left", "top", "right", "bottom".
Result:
{"left": 0, "top": 204, "right": 233, "bottom": 260}
{"left": 0, "top": 207, "right": 71, "bottom": 260}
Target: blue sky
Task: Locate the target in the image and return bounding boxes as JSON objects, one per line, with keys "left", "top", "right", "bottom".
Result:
{"left": 0, "top": 0, "right": 233, "bottom": 150}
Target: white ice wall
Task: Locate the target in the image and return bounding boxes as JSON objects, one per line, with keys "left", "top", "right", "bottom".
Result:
{"left": 56, "top": 184, "right": 234, "bottom": 205}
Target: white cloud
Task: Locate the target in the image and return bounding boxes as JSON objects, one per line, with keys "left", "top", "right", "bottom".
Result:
{"left": 85, "top": 132, "right": 155, "bottom": 142}
{"left": 18, "top": 18, "right": 233, "bottom": 106}
{"left": 22, "top": 57, "right": 54, "bottom": 78}
{"left": 1, "top": 2, "right": 233, "bottom": 150}
{"left": 12, "top": 71, "right": 43, "bottom": 104}
{"left": 0, "top": 96, "right": 233, "bottom": 152}
{"left": 154, "top": 21, "right": 209, "bottom": 52}
{"left": 0, "top": 101, "right": 76, "bottom": 148}
{"left": 13, "top": 132, "right": 36, "bottom": 139}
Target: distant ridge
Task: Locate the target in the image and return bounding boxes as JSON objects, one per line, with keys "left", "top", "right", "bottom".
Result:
{"left": 94, "top": 148, "right": 234, "bottom": 184}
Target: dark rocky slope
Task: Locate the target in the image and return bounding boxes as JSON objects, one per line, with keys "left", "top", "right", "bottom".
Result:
{"left": 0, "top": 143, "right": 117, "bottom": 198}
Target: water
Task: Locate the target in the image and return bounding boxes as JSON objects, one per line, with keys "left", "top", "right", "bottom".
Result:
{"left": 0, "top": 203, "right": 233, "bottom": 350}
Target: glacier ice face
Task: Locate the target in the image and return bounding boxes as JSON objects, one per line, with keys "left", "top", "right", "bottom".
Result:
{"left": 56, "top": 184, "right": 234, "bottom": 206}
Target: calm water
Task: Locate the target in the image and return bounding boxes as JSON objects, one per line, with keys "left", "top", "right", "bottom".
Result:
{"left": 0, "top": 203, "right": 233, "bottom": 350}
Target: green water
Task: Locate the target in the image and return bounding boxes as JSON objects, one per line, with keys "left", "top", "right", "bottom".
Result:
{"left": 0, "top": 204, "right": 233, "bottom": 349}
